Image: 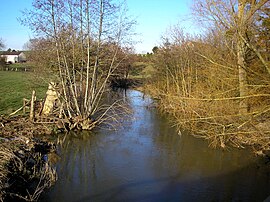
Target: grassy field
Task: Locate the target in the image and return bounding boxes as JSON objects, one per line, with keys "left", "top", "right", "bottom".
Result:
{"left": 0, "top": 71, "right": 47, "bottom": 115}
{"left": 130, "top": 62, "right": 156, "bottom": 79}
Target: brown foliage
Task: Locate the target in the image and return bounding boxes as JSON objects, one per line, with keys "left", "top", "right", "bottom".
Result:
{"left": 146, "top": 22, "right": 270, "bottom": 154}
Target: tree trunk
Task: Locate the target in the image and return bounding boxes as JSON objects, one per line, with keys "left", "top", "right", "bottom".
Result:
{"left": 237, "top": 0, "right": 249, "bottom": 114}
{"left": 238, "top": 45, "right": 248, "bottom": 114}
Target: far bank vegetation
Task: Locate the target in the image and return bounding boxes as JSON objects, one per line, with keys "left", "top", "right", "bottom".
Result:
{"left": 146, "top": 0, "right": 270, "bottom": 154}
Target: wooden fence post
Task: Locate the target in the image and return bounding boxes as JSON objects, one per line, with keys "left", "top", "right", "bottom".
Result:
{"left": 23, "top": 98, "right": 26, "bottom": 114}
{"left": 30, "top": 90, "right": 36, "bottom": 121}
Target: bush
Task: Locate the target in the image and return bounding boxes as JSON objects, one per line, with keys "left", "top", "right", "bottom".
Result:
{"left": 146, "top": 28, "right": 270, "bottom": 154}
{"left": 0, "top": 57, "right": 6, "bottom": 68}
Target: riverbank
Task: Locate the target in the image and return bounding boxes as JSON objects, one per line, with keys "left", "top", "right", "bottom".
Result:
{"left": 0, "top": 70, "right": 59, "bottom": 200}
{"left": 0, "top": 115, "right": 57, "bottom": 201}
{"left": 142, "top": 34, "right": 270, "bottom": 156}
{"left": 143, "top": 83, "right": 270, "bottom": 156}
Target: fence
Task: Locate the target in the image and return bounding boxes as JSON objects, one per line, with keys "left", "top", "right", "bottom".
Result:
{"left": 0, "top": 66, "right": 32, "bottom": 72}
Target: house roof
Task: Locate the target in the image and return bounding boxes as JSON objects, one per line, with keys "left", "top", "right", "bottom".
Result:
{"left": 0, "top": 51, "right": 23, "bottom": 56}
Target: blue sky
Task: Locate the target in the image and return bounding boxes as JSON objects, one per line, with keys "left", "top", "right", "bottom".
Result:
{"left": 127, "top": 0, "right": 194, "bottom": 53}
{"left": 0, "top": 0, "right": 33, "bottom": 50}
{"left": 0, "top": 0, "right": 195, "bottom": 53}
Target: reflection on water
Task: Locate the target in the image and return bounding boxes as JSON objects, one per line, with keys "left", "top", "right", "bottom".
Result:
{"left": 41, "top": 90, "right": 270, "bottom": 202}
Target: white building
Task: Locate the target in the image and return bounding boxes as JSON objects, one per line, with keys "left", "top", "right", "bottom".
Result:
{"left": 0, "top": 51, "right": 27, "bottom": 64}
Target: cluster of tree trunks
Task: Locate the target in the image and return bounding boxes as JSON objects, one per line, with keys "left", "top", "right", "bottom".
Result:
{"left": 20, "top": 0, "right": 135, "bottom": 130}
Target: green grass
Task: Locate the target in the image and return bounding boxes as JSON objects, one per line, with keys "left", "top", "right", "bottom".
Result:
{"left": 0, "top": 71, "right": 47, "bottom": 115}
{"left": 130, "top": 62, "right": 156, "bottom": 79}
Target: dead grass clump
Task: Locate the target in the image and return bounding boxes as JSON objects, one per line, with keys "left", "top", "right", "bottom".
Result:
{"left": 0, "top": 142, "right": 21, "bottom": 201}
{"left": 0, "top": 138, "right": 57, "bottom": 201}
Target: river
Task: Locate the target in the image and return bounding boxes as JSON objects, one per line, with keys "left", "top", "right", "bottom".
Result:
{"left": 41, "top": 90, "right": 270, "bottom": 202}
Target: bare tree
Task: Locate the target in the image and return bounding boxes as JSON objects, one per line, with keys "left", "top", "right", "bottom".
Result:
{"left": 21, "top": 0, "right": 135, "bottom": 129}
{"left": 192, "top": 0, "right": 269, "bottom": 114}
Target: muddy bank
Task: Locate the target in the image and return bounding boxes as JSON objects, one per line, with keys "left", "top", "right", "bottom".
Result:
{"left": 0, "top": 116, "right": 57, "bottom": 139}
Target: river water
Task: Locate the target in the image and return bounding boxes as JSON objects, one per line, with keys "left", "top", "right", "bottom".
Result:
{"left": 41, "top": 90, "right": 270, "bottom": 202}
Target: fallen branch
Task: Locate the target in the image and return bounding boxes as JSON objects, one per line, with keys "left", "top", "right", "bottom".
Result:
{"left": 9, "top": 100, "right": 31, "bottom": 116}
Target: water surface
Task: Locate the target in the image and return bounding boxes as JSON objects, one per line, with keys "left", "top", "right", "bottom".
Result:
{"left": 42, "top": 90, "right": 270, "bottom": 202}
